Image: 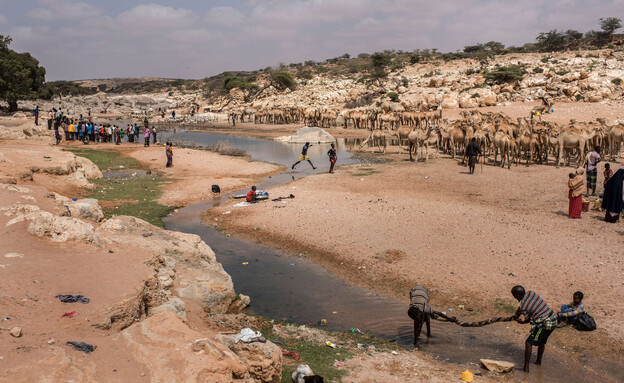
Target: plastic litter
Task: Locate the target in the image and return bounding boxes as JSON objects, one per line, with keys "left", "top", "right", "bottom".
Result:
{"left": 319, "top": 319, "right": 328, "bottom": 326}
{"left": 234, "top": 328, "right": 264, "bottom": 343}
{"left": 67, "top": 341, "right": 97, "bottom": 353}
{"left": 55, "top": 295, "right": 90, "bottom": 304}
{"left": 0, "top": 317, "right": 9, "bottom": 322}
{"left": 350, "top": 327, "right": 364, "bottom": 334}
{"left": 325, "top": 341, "right": 336, "bottom": 348}
{"left": 280, "top": 346, "right": 300, "bottom": 360}
{"left": 241, "top": 262, "right": 249, "bottom": 265}
{"left": 223, "top": 211, "right": 231, "bottom": 215}
{"left": 289, "top": 263, "right": 296, "bottom": 266}
{"left": 461, "top": 370, "right": 474, "bottom": 382}
{"left": 225, "top": 234, "right": 231, "bottom": 237}
{"left": 61, "top": 311, "right": 78, "bottom": 318}
{"left": 333, "top": 360, "right": 345, "bottom": 367}
{"left": 233, "top": 202, "right": 250, "bottom": 207}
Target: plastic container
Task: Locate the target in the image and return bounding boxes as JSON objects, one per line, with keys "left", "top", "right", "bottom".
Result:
{"left": 582, "top": 199, "right": 590, "bottom": 212}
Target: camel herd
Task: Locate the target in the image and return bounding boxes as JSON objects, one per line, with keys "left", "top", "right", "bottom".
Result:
{"left": 230, "top": 103, "right": 624, "bottom": 167}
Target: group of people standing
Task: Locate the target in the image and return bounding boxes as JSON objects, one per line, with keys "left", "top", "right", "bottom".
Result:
{"left": 568, "top": 146, "right": 623, "bottom": 222}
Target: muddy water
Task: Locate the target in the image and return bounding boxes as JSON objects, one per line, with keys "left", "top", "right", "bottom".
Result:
{"left": 163, "top": 131, "right": 618, "bottom": 382}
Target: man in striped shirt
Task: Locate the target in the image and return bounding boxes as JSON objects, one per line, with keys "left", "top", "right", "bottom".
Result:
{"left": 408, "top": 285, "right": 456, "bottom": 348}
{"left": 512, "top": 285, "right": 557, "bottom": 372}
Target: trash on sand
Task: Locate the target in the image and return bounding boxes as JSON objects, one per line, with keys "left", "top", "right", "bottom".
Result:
{"left": 279, "top": 346, "right": 300, "bottom": 360}
{"left": 67, "top": 341, "right": 96, "bottom": 353}
{"left": 0, "top": 317, "right": 9, "bottom": 322}
{"left": 253, "top": 227, "right": 258, "bottom": 230}
{"left": 333, "top": 360, "right": 345, "bottom": 367}
{"left": 234, "top": 202, "right": 250, "bottom": 207}
{"left": 461, "top": 370, "right": 474, "bottom": 382}
{"left": 424, "top": 176, "right": 429, "bottom": 179}
{"left": 391, "top": 350, "right": 398, "bottom": 355}
{"left": 61, "top": 311, "right": 78, "bottom": 318}
{"left": 458, "top": 305, "right": 465, "bottom": 310}
{"left": 319, "top": 319, "right": 328, "bottom": 326}
{"left": 225, "top": 234, "right": 231, "bottom": 237}
{"left": 351, "top": 328, "right": 364, "bottom": 334}
{"left": 223, "top": 211, "right": 231, "bottom": 215}
{"left": 55, "top": 295, "right": 90, "bottom": 304}
{"left": 480, "top": 359, "right": 515, "bottom": 373}
{"left": 289, "top": 263, "right": 296, "bottom": 266}
{"left": 234, "top": 328, "right": 265, "bottom": 343}
{"left": 332, "top": 311, "right": 338, "bottom": 314}
{"left": 325, "top": 341, "right": 336, "bottom": 348}
{"left": 357, "top": 343, "right": 376, "bottom": 351}
{"left": 241, "top": 262, "right": 249, "bottom": 265}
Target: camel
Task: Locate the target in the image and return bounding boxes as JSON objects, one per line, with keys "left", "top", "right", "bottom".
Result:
{"left": 393, "top": 125, "right": 412, "bottom": 151}
{"left": 377, "top": 113, "right": 400, "bottom": 130}
{"left": 443, "top": 125, "right": 466, "bottom": 159}
{"left": 530, "top": 100, "right": 555, "bottom": 122}
{"left": 408, "top": 125, "right": 434, "bottom": 161}
{"left": 596, "top": 118, "right": 624, "bottom": 160}
{"left": 554, "top": 130, "right": 587, "bottom": 167}
{"left": 359, "top": 130, "right": 387, "bottom": 154}
{"left": 490, "top": 131, "right": 512, "bottom": 169}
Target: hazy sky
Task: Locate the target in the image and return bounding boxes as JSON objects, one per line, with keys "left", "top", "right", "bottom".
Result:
{"left": 1, "top": 0, "right": 622, "bottom": 80}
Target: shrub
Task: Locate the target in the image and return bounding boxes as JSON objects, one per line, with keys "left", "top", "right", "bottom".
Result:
{"left": 533, "top": 67, "right": 544, "bottom": 73}
{"left": 400, "top": 76, "right": 409, "bottom": 87}
{"left": 297, "top": 69, "right": 313, "bottom": 80}
{"left": 465, "top": 68, "right": 479, "bottom": 76}
{"left": 386, "top": 92, "right": 399, "bottom": 102}
{"left": 223, "top": 76, "right": 256, "bottom": 91}
{"left": 471, "top": 93, "right": 480, "bottom": 98}
{"left": 541, "top": 56, "right": 550, "bottom": 63}
{"left": 270, "top": 71, "right": 296, "bottom": 90}
{"left": 575, "top": 94, "right": 585, "bottom": 101}
{"left": 556, "top": 70, "right": 570, "bottom": 76}
{"left": 612, "top": 78, "right": 623, "bottom": 85}
{"left": 483, "top": 65, "right": 527, "bottom": 84}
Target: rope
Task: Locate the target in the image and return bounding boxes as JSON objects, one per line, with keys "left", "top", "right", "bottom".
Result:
{"left": 452, "top": 315, "right": 516, "bottom": 327}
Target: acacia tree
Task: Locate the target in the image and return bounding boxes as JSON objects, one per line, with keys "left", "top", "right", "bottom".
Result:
{"left": 536, "top": 30, "right": 566, "bottom": 51}
{"left": 0, "top": 35, "right": 50, "bottom": 112}
{"left": 600, "top": 17, "right": 622, "bottom": 36}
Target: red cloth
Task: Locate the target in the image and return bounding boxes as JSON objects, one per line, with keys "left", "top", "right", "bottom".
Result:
{"left": 246, "top": 191, "right": 256, "bottom": 202}
{"left": 279, "top": 346, "right": 300, "bottom": 360}
{"left": 61, "top": 311, "right": 78, "bottom": 318}
{"left": 568, "top": 190, "right": 582, "bottom": 218}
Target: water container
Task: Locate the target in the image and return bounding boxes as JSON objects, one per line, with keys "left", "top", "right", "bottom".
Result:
{"left": 212, "top": 185, "right": 220, "bottom": 193}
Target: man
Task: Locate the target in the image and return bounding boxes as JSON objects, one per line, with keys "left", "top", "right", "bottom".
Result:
{"left": 465, "top": 137, "right": 482, "bottom": 175}
{"left": 47, "top": 110, "right": 53, "bottom": 130}
{"left": 152, "top": 126, "right": 157, "bottom": 143}
{"left": 166, "top": 142, "right": 173, "bottom": 167}
{"left": 585, "top": 146, "right": 601, "bottom": 196}
{"left": 512, "top": 285, "right": 557, "bottom": 372}
{"left": 327, "top": 143, "right": 337, "bottom": 174}
{"left": 408, "top": 285, "right": 456, "bottom": 348}
{"left": 33, "top": 105, "right": 39, "bottom": 125}
{"left": 291, "top": 142, "right": 316, "bottom": 170}
{"left": 246, "top": 186, "right": 257, "bottom": 203}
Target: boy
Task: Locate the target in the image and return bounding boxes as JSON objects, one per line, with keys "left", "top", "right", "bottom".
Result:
{"left": 292, "top": 142, "right": 316, "bottom": 170}
{"left": 512, "top": 285, "right": 557, "bottom": 372}
{"left": 327, "top": 143, "right": 337, "bottom": 174}
{"left": 557, "top": 291, "right": 585, "bottom": 327}
{"left": 604, "top": 163, "right": 613, "bottom": 188}
{"left": 408, "top": 285, "right": 456, "bottom": 348}
{"left": 246, "top": 186, "right": 257, "bottom": 203}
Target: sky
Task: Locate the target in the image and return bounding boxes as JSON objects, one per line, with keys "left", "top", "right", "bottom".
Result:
{"left": 0, "top": 0, "right": 622, "bottom": 81}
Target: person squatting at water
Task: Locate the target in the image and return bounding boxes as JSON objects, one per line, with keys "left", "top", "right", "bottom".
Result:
{"left": 511, "top": 285, "right": 557, "bottom": 372}
{"left": 408, "top": 285, "right": 456, "bottom": 348}
{"left": 246, "top": 185, "right": 257, "bottom": 203}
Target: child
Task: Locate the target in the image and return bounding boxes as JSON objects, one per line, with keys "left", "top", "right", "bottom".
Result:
{"left": 408, "top": 285, "right": 456, "bottom": 348}
{"left": 557, "top": 291, "right": 585, "bottom": 327}
{"left": 246, "top": 186, "right": 257, "bottom": 203}
{"left": 604, "top": 163, "right": 613, "bottom": 188}
{"left": 327, "top": 143, "right": 337, "bottom": 174}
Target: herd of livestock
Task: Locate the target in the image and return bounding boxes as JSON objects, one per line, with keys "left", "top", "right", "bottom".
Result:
{"left": 232, "top": 104, "right": 624, "bottom": 168}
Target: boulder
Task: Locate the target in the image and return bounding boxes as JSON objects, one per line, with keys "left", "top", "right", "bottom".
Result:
{"left": 478, "top": 89, "right": 497, "bottom": 106}
{"left": 286, "top": 127, "right": 335, "bottom": 144}
{"left": 440, "top": 95, "right": 458, "bottom": 109}
{"left": 23, "top": 211, "right": 98, "bottom": 243}
{"left": 480, "top": 359, "right": 514, "bottom": 373}
{"left": 459, "top": 95, "right": 479, "bottom": 108}
{"left": 62, "top": 198, "right": 104, "bottom": 222}
{"left": 216, "top": 333, "right": 283, "bottom": 383}
{"left": 227, "top": 294, "right": 251, "bottom": 314}
{"left": 96, "top": 216, "right": 237, "bottom": 314}
{"left": 75, "top": 156, "right": 103, "bottom": 179}
{"left": 10, "top": 327, "right": 22, "bottom": 338}
{"left": 150, "top": 297, "right": 187, "bottom": 318}
{"left": 122, "top": 312, "right": 253, "bottom": 382}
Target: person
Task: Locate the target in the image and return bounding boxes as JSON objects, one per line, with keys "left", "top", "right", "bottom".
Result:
{"left": 603, "top": 163, "right": 613, "bottom": 189}
{"left": 291, "top": 142, "right": 316, "bottom": 170}
{"left": 144, "top": 127, "right": 150, "bottom": 147}
{"left": 54, "top": 124, "right": 61, "bottom": 145}
{"left": 33, "top": 105, "right": 39, "bottom": 125}
{"left": 601, "top": 169, "right": 623, "bottom": 223}
{"left": 166, "top": 142, "right": 173, "bottom": 167}
{"left": 134, "top": 124, "right": 140, "bottom": 143}
{"left": 152, "top": 126, "right": 157, "bottom": 143}
{"left": 47, "top": 110, "right": 53, "bottom": 130}
{"left": 465, "top": 137, "right": 482, "bottom": 175}
{"left": 511, "top": 285, "right": 557, "bottom": 372}
{"left": 119, "top": 125, "right": 124, "bottom": 144}
{"left": 327, "top": 143, "right": 337, "bottom": 174}
{"left": 408, "top": 285, "right": 456, "bottom": 348}
{"left": 557, "top": 291, "right": 585, "bottom": 327}
{"left": 246, "top": 186, "right": 257, "bottom": 203}
{"left": 585, "top": 146, "right": 601, "bottom": 196}
{"left": 68, "top": 121, "right": 76, "bottom": 140}
{"left": 172, "top": 110, "right": 176, "bottom": 119}
{"left": 568, "top": 168, "right": 584, "bottom": 219}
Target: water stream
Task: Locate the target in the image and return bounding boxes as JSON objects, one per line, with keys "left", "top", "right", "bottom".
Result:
{"left": 160, "top": 130, "right": 617, "bottom": 382}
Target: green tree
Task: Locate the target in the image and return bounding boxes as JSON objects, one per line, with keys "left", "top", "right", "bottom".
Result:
{"left": 535, "top": 30, "right": 566, "bottom": 51}
{"left": 564, "top": 30, "right": 583, "bottom": 41}
{"left": 269, "top": 71, "right": 296, "bottom": 91}
{"left": 600, "top": 17, "right": 622, "bottom": 35}
{"left": 0, "top": 35, "right": 49, "bottom": 111}
{"left": 368, "top": 52, "right": 390, "bottom": 84}
{"left": 483, "top": 65, "right": 527, "bottom": 84}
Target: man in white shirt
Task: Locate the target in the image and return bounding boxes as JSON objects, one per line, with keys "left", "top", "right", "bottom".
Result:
{"left": 585, "top": 146, "right": 601, "bottom": 196}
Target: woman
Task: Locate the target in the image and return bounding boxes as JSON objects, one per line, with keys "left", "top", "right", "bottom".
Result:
{"left": 144, "top": 127, "right": 150, "bottom": 147}
{"left": 601, "top": 169, "right": 623, "bottom": 223}
{"left": 568, "top": 168, "right": 584, "bottom": 219}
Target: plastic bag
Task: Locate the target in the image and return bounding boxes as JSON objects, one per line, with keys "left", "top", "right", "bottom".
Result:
{"left": 573, "top": 313, "right": 596, "bottom": 331}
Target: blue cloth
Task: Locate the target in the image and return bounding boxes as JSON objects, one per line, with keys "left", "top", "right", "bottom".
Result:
{"left": 560, "top": 304, "right": 576, "bottom": 321}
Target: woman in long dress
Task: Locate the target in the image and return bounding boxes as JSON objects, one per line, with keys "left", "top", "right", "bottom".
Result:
{"left": 601, "top": 169, "right": 623, "bottom": 223}
{"left": 568, "top": 168, "right": 584, "bottom": 219}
